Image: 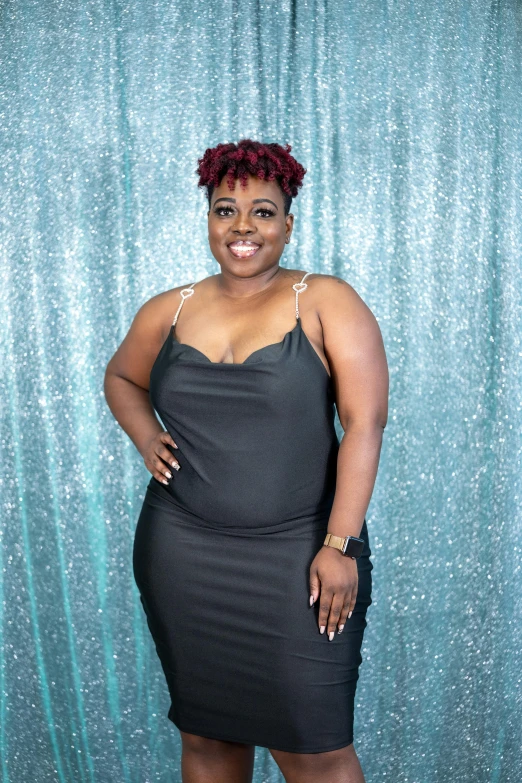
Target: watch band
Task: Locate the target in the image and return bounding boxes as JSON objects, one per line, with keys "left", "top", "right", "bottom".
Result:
{"left": 323, "top": 532, "right": 365, "bottom": 559}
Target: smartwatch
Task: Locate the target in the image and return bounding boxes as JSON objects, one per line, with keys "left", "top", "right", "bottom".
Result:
{"left": 323, "top": 532, "right": 365, "bottom": 559}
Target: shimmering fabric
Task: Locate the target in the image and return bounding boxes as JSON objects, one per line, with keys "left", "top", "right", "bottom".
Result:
{"left": 3, "top": 0, "right": 521, "bottom": 780}
{"left": 133, "top": 284, "right": 373, "bottom": 752}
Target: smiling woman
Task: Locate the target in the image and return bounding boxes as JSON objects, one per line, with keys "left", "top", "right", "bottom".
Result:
{"left": 105, "top": 138, "right": 387, "bottom": 783}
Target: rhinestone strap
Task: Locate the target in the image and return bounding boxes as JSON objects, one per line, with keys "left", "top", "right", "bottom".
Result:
{"left": 292, "top": 271, "right": 312, "bottom": 319}
{"left": 172, "top": 283, "right": 196, "bottom": 326}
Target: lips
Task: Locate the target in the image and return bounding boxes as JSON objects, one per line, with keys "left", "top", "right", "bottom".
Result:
{"left": 228, "top": 241, "right": 261, "bottom": 258}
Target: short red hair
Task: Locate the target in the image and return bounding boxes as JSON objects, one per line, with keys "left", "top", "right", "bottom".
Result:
{"left": 196, "top": 139, "right": 306, "bottom": 215}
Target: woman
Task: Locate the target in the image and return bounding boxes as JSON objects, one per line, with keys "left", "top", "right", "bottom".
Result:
{"left": 104, "top": 139, "right": 388, "bottom": 783}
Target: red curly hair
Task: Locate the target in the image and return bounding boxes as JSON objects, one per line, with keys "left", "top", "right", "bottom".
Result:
{"left": 196, "top": 139, "right": 306, "bottom": 215}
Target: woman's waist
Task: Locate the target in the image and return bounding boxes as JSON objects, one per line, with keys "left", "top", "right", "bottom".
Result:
{"left": 144, "top": 475, "right": 335, "bottom": 535}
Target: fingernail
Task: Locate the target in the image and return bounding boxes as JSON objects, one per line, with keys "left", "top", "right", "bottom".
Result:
{"left": 348, "top": 611, "right": 352, "bottom": 619}
{"left": 338, "top": 624, "right": 344, "bottom": 633}
{"left": 173, "top": 464, "right": 180, "bottom": 471}
{"left": 320, "top": 625, "right": 325, "bottom": 634}
{"left": 309, "top": 595, "right": 315, "bottom": 606}
{"left": 173, "top": 444, "right": 179, "bottom": 449}
{"left": 329, "top": 631, "right": 334, "bottom": 641}
{"left": 162, "top": 478, "right": 169, "bottom": 485}
{"left": 165, "top": 471, "right": 172, "bottom": 479}
{"left": 171, "top": 461, "right": 178, "bottom": 467}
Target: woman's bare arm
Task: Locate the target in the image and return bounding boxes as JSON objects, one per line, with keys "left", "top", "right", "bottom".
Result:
{"left": 103, "top": 290, "right": 181, "bottom": 474}
{"left": 317, "top": 276, "right": 389, "bottom": 539}
{"left": 307, "top": 275, "right": 388, "bottom": 638}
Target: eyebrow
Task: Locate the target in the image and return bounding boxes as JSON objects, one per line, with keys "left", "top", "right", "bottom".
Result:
{"left": 213, "top": 197, "right": 279, "bottom": 210}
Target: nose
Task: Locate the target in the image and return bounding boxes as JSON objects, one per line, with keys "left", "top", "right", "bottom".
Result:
{"left": 231, "top": 212, "right": 256, "bottom": 234}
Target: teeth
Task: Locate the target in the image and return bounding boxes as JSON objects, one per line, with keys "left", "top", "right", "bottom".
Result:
{"left": 230, "top": 242, "right": 259, "bottom": 247}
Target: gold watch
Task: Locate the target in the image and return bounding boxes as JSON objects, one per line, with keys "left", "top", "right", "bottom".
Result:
{"left": 323, "top": 532, "right": 365, "bottom": 559}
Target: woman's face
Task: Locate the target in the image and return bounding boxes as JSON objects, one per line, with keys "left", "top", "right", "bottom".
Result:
{"left": 207, "top": 173, "right": 294, "bottom": 274}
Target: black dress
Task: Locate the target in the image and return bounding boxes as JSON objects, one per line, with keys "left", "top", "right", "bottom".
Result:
{"left": 133, "top": 271, "right": 373, "bottom": 753}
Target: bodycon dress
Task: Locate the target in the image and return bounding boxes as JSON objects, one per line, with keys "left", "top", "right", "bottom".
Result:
{"left": 132, "top": 271, "right": 373, "bottom": 753}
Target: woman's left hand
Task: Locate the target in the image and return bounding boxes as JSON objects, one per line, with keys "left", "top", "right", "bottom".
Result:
{"left": 309, "top": 546, "right": 359, "bottom": 639}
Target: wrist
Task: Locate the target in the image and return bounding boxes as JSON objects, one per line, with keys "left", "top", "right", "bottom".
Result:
{"left": 322, "top": 543, "right": 356, "bottom": 560}
{"left": 323, "top": 532, "right": 365, "bottom": 559}
{"left": 327, "top": 526, "right": 363, "bottom": 539}
{"left": 134, "top": 427, "right": 164, "bottom": 458}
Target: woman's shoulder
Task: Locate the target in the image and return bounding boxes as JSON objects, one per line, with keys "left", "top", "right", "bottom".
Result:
{"left": 295, "top": 270, "right": 363, "bottom": 301}
{"left": 140, "top": 277, "right": 209, "bottom": 316}
{"left": 295, "top": 271, "right": 376, "bottom": 326}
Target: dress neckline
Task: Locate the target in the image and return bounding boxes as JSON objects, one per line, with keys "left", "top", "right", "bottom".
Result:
{"left": 163, "top": 270, "right": 331, "bottom": 379}
{"left": 168, "top": 318, "right": 332, "bottom": 381}
{"left": 170, "top": 318, "right": 301, "bottom": 367}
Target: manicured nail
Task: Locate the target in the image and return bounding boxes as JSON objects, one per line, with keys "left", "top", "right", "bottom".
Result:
{"left": 329, "top": 631, "right": 334, "bottom": 641}
{"left": 320, "top": 625, "right": 325, "bottom": 634}
{"left": 165, "top": 471, "right": 172, "bottom": 479}
{"left": 162, "top": 478, "right": 169, "bottom": 485}
{"left": 338, "top": 624, "right": 344, "bottom": 633}
{"left": 309, "top": 595, "right": 315, "bottom": 606}
{"left": 348, "top": 611, "right": 352, "bottom": 619}
{"left": 173, "top": 464, "right": 180, "bottom": 471}
{"left": 171, "top": 460, "right": 178, "bottom": 467}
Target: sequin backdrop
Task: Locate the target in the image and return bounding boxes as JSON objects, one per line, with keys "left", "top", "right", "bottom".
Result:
{"left": 1, "top": 1, "right": 521, "bottom": 781}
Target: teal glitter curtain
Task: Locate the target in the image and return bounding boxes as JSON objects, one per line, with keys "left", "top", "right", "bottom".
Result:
{"left": 1, "top": 1, "right": 521, "bottom": 781}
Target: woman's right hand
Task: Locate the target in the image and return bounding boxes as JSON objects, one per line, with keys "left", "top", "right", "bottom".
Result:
{"left": 142, "top": 431, "right": 180, "bottom": 485}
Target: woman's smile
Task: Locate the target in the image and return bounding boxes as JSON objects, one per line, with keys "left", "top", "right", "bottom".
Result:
{"left": 227, "top": 240, "right": 262, "bottom": 258}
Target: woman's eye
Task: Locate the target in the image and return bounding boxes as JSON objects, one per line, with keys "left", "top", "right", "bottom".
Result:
{"left": 214, "top": 207, "right": 275, "bottom": 217}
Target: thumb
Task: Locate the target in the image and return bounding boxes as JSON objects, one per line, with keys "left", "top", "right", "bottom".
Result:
{"left": 161, "top": 430, "right": 178, "bottom": 449}
{"left": 309, "top": 566, "right": 321, "bottom": 607}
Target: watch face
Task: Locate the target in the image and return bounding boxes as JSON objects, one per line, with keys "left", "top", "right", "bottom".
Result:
{"left": 345, "top": 537, "right": 365, "bottom": 558}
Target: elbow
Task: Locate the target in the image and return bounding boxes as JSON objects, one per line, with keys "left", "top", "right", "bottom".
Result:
{"left": 338, "top": 414, "right": 387, "bottom": 436}
{"left": 103, "top": 359, "right": 117, "bottom": 400}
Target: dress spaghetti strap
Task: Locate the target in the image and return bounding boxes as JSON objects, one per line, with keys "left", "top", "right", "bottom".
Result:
{"left": 172, "top": 283, "right": 196, "bottom": 326}
{"left": 292, "top": 271, "right": 312, "bottom": 319}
